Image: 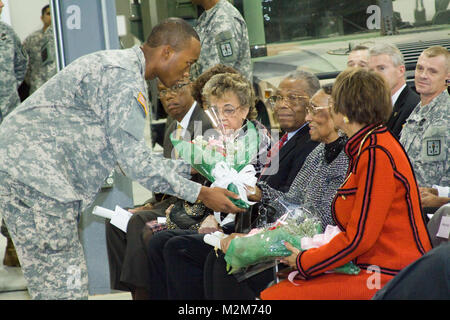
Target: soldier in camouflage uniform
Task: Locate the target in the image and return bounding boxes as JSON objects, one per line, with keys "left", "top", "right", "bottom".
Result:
{"left": 0, "top": 0, "right": 28, "bottom": 268}
{"left": 22, "top": 5, "right": 57, "bottom": 94}
{"left": 400, "top": 46, "right": 449, "bottom": 188}
{"left": 0, "top": 1, "right": 28, "bottom": 120}
{"left": 0, "top": 18, "right": 243, "bottom": 300}
{"left": 190, "top": 0, "right": 252, "bottom": 81}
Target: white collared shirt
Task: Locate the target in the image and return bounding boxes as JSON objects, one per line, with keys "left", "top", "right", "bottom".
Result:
{"left": 286, "top": 122, "right": 309, "bottom": 142}
{"left": 287, "top": 128, "right": 300, "bottom": 142}
{"left": 391, "top": 83, "right": 407, "bottom": 106}
{"left": 176, "top": 101, "right": 197, "bottom": 137}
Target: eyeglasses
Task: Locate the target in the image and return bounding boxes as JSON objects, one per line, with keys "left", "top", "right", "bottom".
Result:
{"left": 207, "top": 104, "right": 241, "bottom": 117}
{"left": 158, "top": 82, "right": 190, "bottom": 98}
{"left": 267, "top": 94, "right": 309, "bottom": 109}
{"left": 306, "top": 98, "right": 334, "bottom": 115}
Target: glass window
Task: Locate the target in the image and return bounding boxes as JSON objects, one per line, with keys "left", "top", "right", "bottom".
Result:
{"left": 235, "top": 0, "right": 449, "bottom": 44}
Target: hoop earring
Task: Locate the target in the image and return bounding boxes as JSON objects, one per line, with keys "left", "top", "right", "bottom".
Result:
{"left": 343, "top": 116, "right": 349, "bottom": 124}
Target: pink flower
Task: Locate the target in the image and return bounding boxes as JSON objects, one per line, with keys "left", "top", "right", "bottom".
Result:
{"left": 207, "top": 137, "right": 224, "bottom": 148}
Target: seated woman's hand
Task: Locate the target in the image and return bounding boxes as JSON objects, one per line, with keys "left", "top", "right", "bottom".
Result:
{"left": 420, "top": 191, "right": 450, "bottom": 208}
{"left": 419, "top": 187, "right": 438, "bottom": 196}
{"left": 198, "top": 214, "right": 221, "bottom": 234}
{"left": 128, "top": 202, "right": 154, "bottom": 213}
{"left": 220, "top": 233, "right": 245, "bottom": 254}
{"left": 247, "top": 186, "right": 262, "bottom": 202}
{"left": 279, "top": 241, "right": 301, "bottom": 269}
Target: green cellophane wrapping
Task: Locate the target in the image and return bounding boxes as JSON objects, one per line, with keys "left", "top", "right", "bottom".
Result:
{"left": 224, "top": 218, "right": 322, "bottom": 274}
{"left": 333, "top": 262, "right": 361, "bottom": 275}
{"left": 224, "top": 217, "right": 361, "bottom": 275}
{"left": 170, "top": 121, "right": 259, "bottom": 209}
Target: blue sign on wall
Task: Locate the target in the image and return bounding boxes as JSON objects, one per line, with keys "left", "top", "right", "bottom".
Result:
{"left": 50, "top": 0, "right": 132, "bottom": 296}
{"left": 51, "top": 0, "right": 120, "bottom": 69}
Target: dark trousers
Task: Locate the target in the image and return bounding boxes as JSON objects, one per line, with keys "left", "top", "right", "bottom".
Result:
{"left": 105, "top": 197, "right": 177, "bottom": 291}
{"left": 146, "top": 229, "right": 212, "bottom": 300}
{"left": 105, "top": 211, "right": 159, "bottom": 291}
{"left": 203, "top": 251, "right": 275, "bottom": 300}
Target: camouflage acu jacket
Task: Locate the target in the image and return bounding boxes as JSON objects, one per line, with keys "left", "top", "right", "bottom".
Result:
{"left": 400, "top": 90, "right": 449, "bottom": 187}
{"left": 191, "top": 0, "right": 252, "bottom": 81}
{"left": 22, "top": 26, "right": 57, "bottom": 94}
{"left": 0, "top": 21, "right": 28, "bottom": 119}
{"left": 0, "top": 46, "right": 201, "bottom": 211}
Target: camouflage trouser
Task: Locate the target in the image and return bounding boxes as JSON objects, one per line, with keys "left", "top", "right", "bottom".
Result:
{"left": 0, "top": 173, "right": 88, "bottom": 300}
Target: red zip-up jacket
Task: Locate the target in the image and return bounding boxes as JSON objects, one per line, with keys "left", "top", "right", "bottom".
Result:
{"left": 296, "top": 124, "right": 432, "bottom": 279}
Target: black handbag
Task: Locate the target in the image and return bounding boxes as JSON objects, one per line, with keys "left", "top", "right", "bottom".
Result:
{"left": 166, "top": 199, "right": 209, "bottom": 230}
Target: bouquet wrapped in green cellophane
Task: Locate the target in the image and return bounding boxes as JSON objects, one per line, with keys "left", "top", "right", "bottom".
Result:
{"left": 170, "top": 120, "right": 260, "bottom": 210}
{"left": 224, "top": 207, "right": 361, "bottom": 276}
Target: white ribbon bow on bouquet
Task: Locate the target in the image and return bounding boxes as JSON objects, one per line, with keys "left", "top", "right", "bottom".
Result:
{"left": 210, "top": 161, "right": 257, "bottom": 226}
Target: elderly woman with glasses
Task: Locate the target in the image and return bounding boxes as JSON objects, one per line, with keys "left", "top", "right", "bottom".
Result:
{"left": 201, "top": 72, "right": 272, "bottom": 174}
{"left": 250, "top": 84, "right": 348, "bottom": 228}
{"left": 202, "top": 84, "right": 349, "bottom": 300}
{"left": 261, "top": 68, "right": 432, "bottom": 300}
{"left": 144, "top": 71, "right": 272, "bottom": 300}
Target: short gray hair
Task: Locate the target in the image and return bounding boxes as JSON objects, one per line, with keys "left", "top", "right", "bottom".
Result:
{"left": 369, "top": 43, "right": 404, "bottom": 67}
{"left": 284, "top": 70, "right": 321, "bottom": 97}
{"left": 202, "top": 72, "right": 258, "bottom": 119}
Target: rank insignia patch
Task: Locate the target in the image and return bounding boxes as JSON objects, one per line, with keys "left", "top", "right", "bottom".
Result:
{"left": 427, "top": 140, "right": 441, "bottom": 156}
{"left": 137, "top": 92, "right": 148, "bottom": 116}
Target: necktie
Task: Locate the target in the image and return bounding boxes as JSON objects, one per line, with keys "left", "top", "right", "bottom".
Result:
{"left": 174, "top": 123, "right": 183, "bottom": 159}
{"left": 175, "top": 123, "right": 183, "bottom": 140}
{"left": 261, "top": 133, "right": 288, "bottom": 177}
{"left": 267, "top": 133, "right": 288, "bottom": 159}
{"left": 278, "top": 133, "right": 288, "bottom": 150}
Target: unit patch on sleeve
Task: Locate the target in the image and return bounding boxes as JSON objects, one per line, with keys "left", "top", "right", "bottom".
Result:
{"left": 219, "top": 42, "right": 233, "bottom": 58}
{"left": 426, "top": 140, "right": 441, "bottom": 156}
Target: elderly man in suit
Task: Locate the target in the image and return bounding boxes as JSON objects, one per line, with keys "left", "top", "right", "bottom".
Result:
{"left": 262, "top": 70, "right": 320, "bottom": 192}
{"left": 105, "top": 78, "right": 212, "bottom": 300}
{"left": 248, "top": 70, "right": 321, "bottom": 228}
{"left": 368, "top": 43, "right": 420, "bottom": 138}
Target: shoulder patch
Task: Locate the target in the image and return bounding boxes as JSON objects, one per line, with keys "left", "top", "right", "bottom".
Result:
{"left": 426, "top": 140, "right": 441, "bottom": 156}
{"left": 136, "top": 92, "right": 148, "bottom": 116}
{"left": 215, "top": 30, "right": 237, "bottom": 62}
{"left": 219, "top": 42, "right": 233, "bottom": 57}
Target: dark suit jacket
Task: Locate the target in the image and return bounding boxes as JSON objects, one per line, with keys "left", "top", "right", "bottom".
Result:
{"left": 149, "top": 103, "right": 212, "bottom": 202}
{"left": 260, "top": 124, "right": 319, "bottom": 193}
{"left": 163, "top": 102, "right": 213, "bottom": 159}
{"left": 386, "top": 84, "right": 420, "bottom": 139}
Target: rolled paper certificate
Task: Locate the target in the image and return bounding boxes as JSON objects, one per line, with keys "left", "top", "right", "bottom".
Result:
{"left": 92, "top": 205, "right": 132, "bottom": 233}
{"left": 92, "top": 206, "right": 114, "bottom": 219}
{"left": 111, "top": 205, "right": 133, "bottom": 233}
